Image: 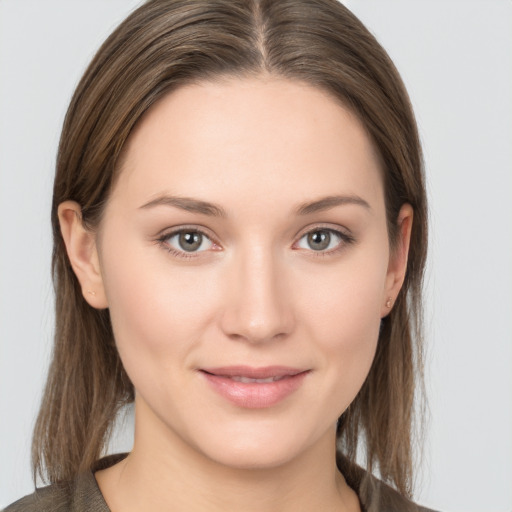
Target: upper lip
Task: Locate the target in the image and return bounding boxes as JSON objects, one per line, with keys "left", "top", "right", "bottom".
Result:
{"left": 200, "top": 366, "right": 308, "bottom": 379}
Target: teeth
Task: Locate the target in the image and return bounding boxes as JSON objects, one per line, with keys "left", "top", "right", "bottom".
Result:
{"left": 230, "top": 375, "right": 284, "bottom": 383}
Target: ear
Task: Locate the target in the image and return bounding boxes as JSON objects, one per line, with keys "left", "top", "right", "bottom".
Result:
{"left": 381, "top": 203, "right": 413, "bottom": 317}
{"left": 57, "top": 200, "right": 108, "bottom": 309}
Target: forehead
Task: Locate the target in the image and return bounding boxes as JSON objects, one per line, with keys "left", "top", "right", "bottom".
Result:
{"left": 112, "top": 76, "right": 384, "bottom": 214}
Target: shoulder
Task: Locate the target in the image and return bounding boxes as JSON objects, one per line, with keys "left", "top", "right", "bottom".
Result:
{"left": 3, "top": 469, "right": 110, "bottom": 512}
{"left": 359, "top": 478, "right": 438, "bottom": 512}
{"left": 2, "top": 482, "right": 72, "bottom": 512}
{"left": 3, "top": 455, "right": 125, "bottom": 512}
{"left": 337, "top": 454, "right": 439, "bottom": 512}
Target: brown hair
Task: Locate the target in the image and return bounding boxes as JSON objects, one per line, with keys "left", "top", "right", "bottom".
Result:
{"left": 34, "top": 0, "right": 427, "bottom": 498}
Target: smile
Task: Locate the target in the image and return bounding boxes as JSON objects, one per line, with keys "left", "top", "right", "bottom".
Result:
{"left": 199, "top": 366, "right": 310, "bottom": 409}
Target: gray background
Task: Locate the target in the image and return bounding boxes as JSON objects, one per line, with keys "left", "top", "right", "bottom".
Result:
{"left": 1, "top": 1, "right": 511, "bottom": 510}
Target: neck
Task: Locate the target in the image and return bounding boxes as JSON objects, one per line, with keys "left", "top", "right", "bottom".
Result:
{"left": 96, "top": 400, "right": 360, "bottom": 512}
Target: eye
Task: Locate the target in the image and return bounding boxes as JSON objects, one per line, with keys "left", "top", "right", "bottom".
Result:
{"left": 295, "top": 228, "right": 351, "bottom": 253}
{"left": 159, "top": 229, "right": 214, "bottom": 255}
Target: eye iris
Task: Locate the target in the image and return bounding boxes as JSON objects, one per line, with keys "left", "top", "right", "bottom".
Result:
{"left": 307, "top": 230, "right": 330, "bottom": 251}
{"left": 178, "top": 232, "right": 202, "bottom": 251}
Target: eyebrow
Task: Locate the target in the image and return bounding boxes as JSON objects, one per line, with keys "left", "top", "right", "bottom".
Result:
{"left": 139, "top": 193, "right": 371, "bottom": 217}
{"left": 139, "top": 195, "right": 227, "bottom": 217}
{"left": 295, "top": 194, "right": 371, "bottom": 215}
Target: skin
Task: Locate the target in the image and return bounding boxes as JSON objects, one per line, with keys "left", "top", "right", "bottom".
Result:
{"left": 58, "top": 76, "right": 412, "bottom": 512}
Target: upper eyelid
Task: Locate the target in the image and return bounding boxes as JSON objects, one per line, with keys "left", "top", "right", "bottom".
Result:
{"left": 294, "top": 223, "right": 352, "bottom": 240}
{"left": 157, "top": 225, "right": 216, "bottom": 241}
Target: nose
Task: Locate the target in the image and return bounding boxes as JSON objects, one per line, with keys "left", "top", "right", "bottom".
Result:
{"left": 219, "top": 247, "right": 295, "bottom": 343}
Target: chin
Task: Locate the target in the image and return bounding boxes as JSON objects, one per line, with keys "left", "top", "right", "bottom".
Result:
{"left": 191, "top": 421, "right": 325, "bottom": 472}
{"left": 204, "top": 443, "right": 300, "bottom": 471}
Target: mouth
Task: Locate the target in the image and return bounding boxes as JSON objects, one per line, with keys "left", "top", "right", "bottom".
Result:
{"left": 198, "top": 366, "right": 310, "bottom": 408}
{"left": 219, "top": 375, "right": 289, "bottom": 383}
{"left": 201, "top": 365, "right": 307, "bottom": 381}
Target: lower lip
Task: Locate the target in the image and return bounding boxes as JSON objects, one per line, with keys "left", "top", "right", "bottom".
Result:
{"left": 200, "top": 371, "right": 309, "bottom": 409}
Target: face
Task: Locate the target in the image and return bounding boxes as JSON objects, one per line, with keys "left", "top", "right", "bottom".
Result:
{"left": 82, "top": 77, "right": 405, "bottom": 469}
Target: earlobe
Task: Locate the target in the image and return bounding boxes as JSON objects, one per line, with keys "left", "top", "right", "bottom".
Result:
{"left": 57, "top": 201, "right": 108, "bottom": 309}
{"left": 381, "top": 204, "right": 413, "bottom": 317}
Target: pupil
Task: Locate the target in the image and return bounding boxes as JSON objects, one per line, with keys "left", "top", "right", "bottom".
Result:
{"left": 179, "top": 232, "right": 202, "bottom": 251}
{"left": 308, "top": 230, "right": 330, "bottom": 251}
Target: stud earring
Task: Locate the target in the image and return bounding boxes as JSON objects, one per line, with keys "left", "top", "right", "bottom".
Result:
{"left": 385, "top": 297, "right": 392, "bottom": 308}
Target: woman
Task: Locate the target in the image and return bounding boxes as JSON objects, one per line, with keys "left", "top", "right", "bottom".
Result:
{"left": 5, "top": 0, "right": 432, "bottom": 511}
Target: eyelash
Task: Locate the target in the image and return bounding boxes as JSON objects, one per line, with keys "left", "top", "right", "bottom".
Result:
{"left": 155, "top": 225, "right": 355, "bottom": 260}
{"left": 156, "top": 226, "right": 215, "bottom": 260}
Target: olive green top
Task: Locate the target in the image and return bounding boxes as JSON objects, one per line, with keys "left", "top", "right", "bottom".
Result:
{"left": 4, "top": 453, "right": 437, "bottom": 512}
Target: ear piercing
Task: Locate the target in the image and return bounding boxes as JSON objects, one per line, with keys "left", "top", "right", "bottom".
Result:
{"left": 385, "top": 297, "right": 393, "bottom": 308}
{"left": 87, "top": 290, "right": 96, "bottom": 296}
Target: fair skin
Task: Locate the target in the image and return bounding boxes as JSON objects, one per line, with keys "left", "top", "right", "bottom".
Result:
{"left": 58, "top": 76, "right": 412, "bottom": 512}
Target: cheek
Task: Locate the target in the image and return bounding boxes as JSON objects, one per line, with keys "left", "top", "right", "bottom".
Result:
{"left": 294, "top": 249, "right": 388, "bottom": 399}
{"left": 99, "top": 238, "right": 221, "bottom": 378}
{"left": 299, "top": 250, "right": 387, "bottom": 337}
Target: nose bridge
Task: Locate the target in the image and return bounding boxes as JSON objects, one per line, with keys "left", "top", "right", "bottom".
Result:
{"left": 220, "top": 242, "right": 294, "bottom": 343}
